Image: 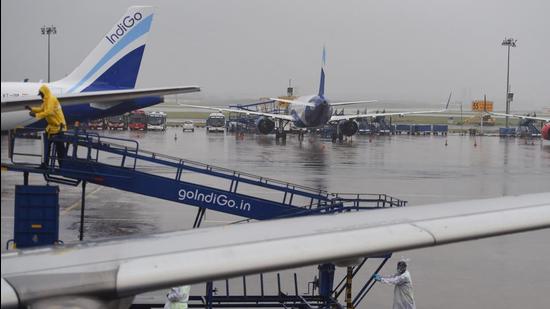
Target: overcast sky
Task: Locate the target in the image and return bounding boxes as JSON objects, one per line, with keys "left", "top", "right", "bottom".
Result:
{"left": 2, "top": 0, "right": 549, "bottom": 110}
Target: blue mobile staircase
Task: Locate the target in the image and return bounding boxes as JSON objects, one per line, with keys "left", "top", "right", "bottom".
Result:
{"left": 517, "top": 118, "right": 541, "bottom": 138}
{"left": 6, "top": 130, "right": 406, "bottom": 221}
{"left": 4, "top": 129, "right": 406, "bottom": 309}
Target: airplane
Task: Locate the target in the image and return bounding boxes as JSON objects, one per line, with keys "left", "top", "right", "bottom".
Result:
{"left": 1, "top": 6, "right": 200, "bottom": 131}
{"left": 489, "top": 111, "right": 550, "bottom": 140}
{"left": 1, "top": 192, "right": 549, "bottom": 308}
{"left": 181, "top": 48, "right": 450, "bottom": 141}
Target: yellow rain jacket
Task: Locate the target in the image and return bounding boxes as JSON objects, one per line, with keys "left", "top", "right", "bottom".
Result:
{"left": 31, "top": 85, "right": 67, "bottom": 136}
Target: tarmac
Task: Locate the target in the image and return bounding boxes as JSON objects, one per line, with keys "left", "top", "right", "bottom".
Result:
{"left": 1, "top": 128, "right": 549, "bottom": 308}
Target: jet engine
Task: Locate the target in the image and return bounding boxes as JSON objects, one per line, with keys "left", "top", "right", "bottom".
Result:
{"left": 256, "top": 117, "right": 275, "bottom": 134}
{"left": 338, "top": 120, "right": 359, "bottom": 136}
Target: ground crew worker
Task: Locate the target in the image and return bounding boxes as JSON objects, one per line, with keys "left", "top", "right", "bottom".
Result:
{"left": 25, "top": 85, "right": 67, "bottom": 166}
{"left": 374, "top": 260, "right": 416, "bottom": 309}
{"left": 164, "top": 285, "right": 191, "bottom": 309}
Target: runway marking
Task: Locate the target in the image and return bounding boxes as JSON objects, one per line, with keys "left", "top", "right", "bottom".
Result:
{"left": 61, "top": 186, "right": 103, "bottom": 215}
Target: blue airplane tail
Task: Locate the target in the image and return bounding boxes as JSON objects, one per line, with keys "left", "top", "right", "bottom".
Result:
{"left": 318, "top": 47, "right": 326, "bottom": 97}
{"left": 56, "top": 6, "right": 154, "bottom": 93}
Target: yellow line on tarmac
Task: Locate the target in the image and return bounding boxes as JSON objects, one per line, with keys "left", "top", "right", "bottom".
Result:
{"left": 61, "top": 186, "right": 103, "bottom": 215}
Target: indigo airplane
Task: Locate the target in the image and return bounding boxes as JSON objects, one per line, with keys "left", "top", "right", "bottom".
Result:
{"left": 1, "top": 6, "right": 200, "bottom": 131}
{"left": 182, "top": 48, "right": 449, "bottom": 140}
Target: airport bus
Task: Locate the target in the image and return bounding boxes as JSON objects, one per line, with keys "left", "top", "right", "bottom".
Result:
{"left": 107, "top": 114, "right": 128, "bottom": 130}
{"left": 147, "top": 111, "right": 167, "bottom": 131}
{"left": 128, "top": 110, "right": 147, "bottom": 131}
{"left": 206, "top": 112, "right": 225, "bottom": 133}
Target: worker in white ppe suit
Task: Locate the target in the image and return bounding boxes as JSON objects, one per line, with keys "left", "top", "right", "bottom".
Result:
{"left": 164, "top": 285, "right": 191, "bottom": 309}
{"left": 374, "top": 260, "right": 416, "bottom": 309}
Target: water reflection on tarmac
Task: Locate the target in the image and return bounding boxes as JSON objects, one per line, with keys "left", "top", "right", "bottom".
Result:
{"left": 1, "top": 128, "right": 549, "bottom": 308}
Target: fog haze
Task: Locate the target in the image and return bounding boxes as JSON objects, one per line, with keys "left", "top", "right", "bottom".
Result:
{"left": 2, "top": 0, "right": 549, "bottom": 110}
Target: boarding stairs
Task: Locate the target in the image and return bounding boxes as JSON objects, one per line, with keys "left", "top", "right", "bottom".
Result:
{"left": 517, "top": 118, "right": 541, "bottom": 138}
{"left": 5, "top": 130, "right": 406, "bottom": 222}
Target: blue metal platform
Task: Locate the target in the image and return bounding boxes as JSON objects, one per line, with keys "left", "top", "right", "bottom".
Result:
{"left": 5, "top": 130, "right": 406, "bottom": 222}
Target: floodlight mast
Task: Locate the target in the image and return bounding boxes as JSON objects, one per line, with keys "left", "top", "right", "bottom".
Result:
{"left": 41, "top": 25, "right": 57, "bottom": 83}
{"left": 501, "top": 37, "right": 517, "bottom": 128}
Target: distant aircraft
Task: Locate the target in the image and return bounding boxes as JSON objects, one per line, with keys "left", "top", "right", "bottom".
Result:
{"left": 0, "top": 6, "right": 200, "bottom": 131}
{"left": 1, "top": 193, "right": 549, "bottom": 308}
{"left": 489, "top": 111, "right": 550, "bottom": 140}
{"left": 182, "top": 47, "right": 450, "bottom": 140}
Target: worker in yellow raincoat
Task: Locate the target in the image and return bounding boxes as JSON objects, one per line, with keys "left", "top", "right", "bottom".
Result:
{"left": 25, "top": 85, "right": 67, "bottom": 166}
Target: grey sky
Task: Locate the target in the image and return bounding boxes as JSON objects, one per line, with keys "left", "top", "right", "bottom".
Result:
{"left": 2, "top": 0, "right": 549, "bottom": 110}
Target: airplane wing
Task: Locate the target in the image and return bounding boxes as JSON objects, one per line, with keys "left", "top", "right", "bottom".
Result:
{"left": 329, "top": 108, "right": 446, "bottom": 122}
{"left": 0, "top": 86, "right": 201, "bottom": 113}
{"left": 269, "top": 98, "right": 378, "bottom": 107}
{"left": 2, "top": 193, "right": 550, "bottom": 308}
{"left": 181, "top": 104, "right": 295, "bottom": 121}
{"left": 330, "top": 92, "right": 452, "bottom": 122}
{"left": 489, "top": 112, "right": 549, "bottom": 122}
{"left": 269, "top": 98, "right": 316, "bottom": 107}
{"left": 328, "top": 100, "right": 378, "bottom": 106}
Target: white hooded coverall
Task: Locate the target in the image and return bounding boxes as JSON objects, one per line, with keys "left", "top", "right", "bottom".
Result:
{"left": 164, "top": 285, "right": 191, "bottom": 309}
{"left": 380, "top": 270, "right": 416, "bottom": 309}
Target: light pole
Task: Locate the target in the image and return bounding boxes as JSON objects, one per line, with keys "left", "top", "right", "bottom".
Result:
{"left": 41, "top": 25, "right": 57, "bottom": 83}
{"left": 501, "top": 37, "right": 516, "bottom": 128}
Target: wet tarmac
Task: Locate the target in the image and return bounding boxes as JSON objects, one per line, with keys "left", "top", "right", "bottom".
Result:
{"left": 1, "top": 128, "right": 549, "bottom": 308}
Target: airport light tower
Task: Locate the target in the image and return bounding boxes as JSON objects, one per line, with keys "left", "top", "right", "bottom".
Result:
{"left": 41, "top": 25, "right": 57, "bottom": 83}
{"left": 501, "top": 37, "right": 517, "bottom": 128}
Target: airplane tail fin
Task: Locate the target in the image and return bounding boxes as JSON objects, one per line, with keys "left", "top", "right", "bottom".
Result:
{"left": 445, "top": 92, "right": 452, "bottom": 110}
{"left": 318, "top": 46, "right": 326, "bottom": 97}
{"left": 57, "top": 6, "right": 154, "bottom": 93}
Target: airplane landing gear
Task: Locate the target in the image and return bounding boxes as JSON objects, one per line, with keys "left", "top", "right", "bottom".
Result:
{"left": 298, "top": 130, "right": 305, "bottom": 142}
{"left": 275, "top": 119, "right": 287, "bottom": 143}
{"left": 331, "top": 125, "right": 344, "bottom": 143}
{"left": 275, "top": 131, "right": 287, "bottom": 141}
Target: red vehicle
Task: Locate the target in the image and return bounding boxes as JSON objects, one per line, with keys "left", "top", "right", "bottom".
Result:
{"left": 87, "top": 118, "right": 106, "bottom": 130}
{"left": 542, "top": 123, "right": 550, "bottom": 141}
{"left": 107, "top": 114, "right": 128, "bottom": 130}
{"left": 128, "top": 110, "right": 147, "bottom": 131}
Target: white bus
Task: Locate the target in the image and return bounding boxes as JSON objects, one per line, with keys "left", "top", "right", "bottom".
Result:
{"left": 147, "top": 111, "right": 167, "bottom": 131}
{"left": 206, "top": 113, "right": 225, "bottom": 133}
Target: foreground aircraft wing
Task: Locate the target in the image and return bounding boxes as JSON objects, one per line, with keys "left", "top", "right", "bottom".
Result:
{"left": 0, "top": 86, "right": 201, "bottom": 113}
{"left": 489, "top": 112, "right": 549, "bottom": 122}
{"left": 2, "top": 193, "right": 550, "bottom": 308}
{"left": 180, "top": 104, "right": 295, "bottom": 121}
